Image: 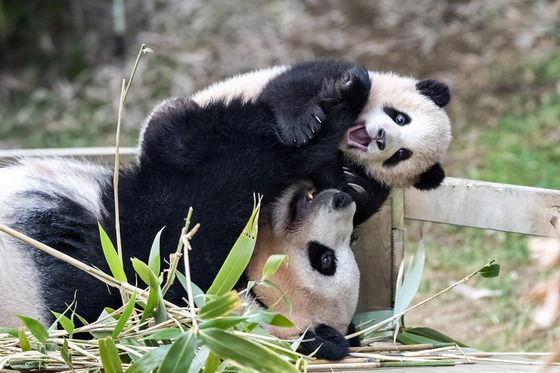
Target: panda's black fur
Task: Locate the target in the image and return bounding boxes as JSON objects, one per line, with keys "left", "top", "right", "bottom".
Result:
{"left": 0, "top": 59, "right": 379, "bottom": 360}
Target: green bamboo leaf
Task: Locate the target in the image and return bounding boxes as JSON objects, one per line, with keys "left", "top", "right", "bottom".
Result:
{"left": 202, "top": 351, "right": 221, "bottom": 373}
{"left": 16, "top": 315, "right": 48, "bottom": 345}
{"left": 61, "top": 338, "right": 73, "bottom": 370}
{"left": 176, "top": 271, "right": 206, "bottom": 307}
{"left": 246, "top": 311, "right": 295, "bottom": 328}
{"left": 99, "top": 223, "right": 127, "bottom": 283}
{"left": 399, "top": 327, "right": 468, "bottom": 347}
{"left": 480, "top": 262, "right": 500, "bottom": 278}
{"left": 199, "top": 291, "right": 241, "bottom": 320}
{"left": 18, "top": 328, "right": 31, "bottom": 351}
{"left": 99, "top": 336, "right": 124, "bottom": 373}
{"left": 125, "top": 345, "right": 171, "bottom": 373}
{"left": 262, "top": 255, "right": 289, "bottom": 280}
{"left": 260, "top": 280, "right": 292, "bottom": 314}
{"left": 199, "top": 328, "right": 299, "bottom": 373}
{"left": 207, "top": 201, "right": 260, "bottom": 296}
{"left": 131, "top": 258, "right": 158, "bottom": 287}
{"left": 199, "top": 316, "right": 247, "bottom": 330}
{"left": 0, "top": 327, "right": 19, "bottom": 338}
{"left": 51, "top": 311, "right": 75, "bottom": 337}
{"left": 394, "top": 242, "right": 425, "bottom": 317}
{"left": 113, "top": 292, "right": 137, "bottom": 339}
{"left": 159, "top": 331, "right": 199, "bottom": 372}
{"left": 144, "top": 328, "right": 183, "bottom": 340}
{"left": 148, "top": 228, "right": 164, "bottom": 276}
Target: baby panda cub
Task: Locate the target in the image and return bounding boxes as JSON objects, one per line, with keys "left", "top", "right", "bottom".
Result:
{"left": 246, "top": 183, "right": 360, "bottom": 360}
{"left": 193, "top": 59, "right": 452, "bottom": 224}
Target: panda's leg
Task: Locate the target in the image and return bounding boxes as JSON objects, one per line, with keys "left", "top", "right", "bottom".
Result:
{"left": 259, "top": 60, "right": 371, "bottom": 146}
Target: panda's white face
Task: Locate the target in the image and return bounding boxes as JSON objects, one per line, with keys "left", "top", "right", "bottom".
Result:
{"left": 343, "top": 72, "right": 452, "bottom": 188}
{"left": 245, "top": 184, "right": 360, "bottom": 340}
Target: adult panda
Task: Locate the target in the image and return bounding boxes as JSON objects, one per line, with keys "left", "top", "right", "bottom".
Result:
{"left": 0, "top": 59, "right": 371, "bottom": 360}
{"left": 192, "top": 61, "right": 452, "bottom": 223}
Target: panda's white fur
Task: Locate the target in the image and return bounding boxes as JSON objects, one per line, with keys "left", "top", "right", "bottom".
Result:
{"left": 245, "top": 185, "right": 359, "bottom": 340}
{"left": 0, "top": 158, "right": 112, "bottom": 327}
{"left": 191, "top": 65, "right": 452, "bottom": 189}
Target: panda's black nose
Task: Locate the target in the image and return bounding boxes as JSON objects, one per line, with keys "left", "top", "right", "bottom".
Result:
{"left": 333, "top": 192, "right": 352, "bottom": 209}
{"left": 376, "top": 129, "right": 386, "bottom": 151}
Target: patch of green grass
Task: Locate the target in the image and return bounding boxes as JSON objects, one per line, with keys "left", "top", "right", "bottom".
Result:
{"left": 467, "top": 92, "right": 560, "bottom": 189}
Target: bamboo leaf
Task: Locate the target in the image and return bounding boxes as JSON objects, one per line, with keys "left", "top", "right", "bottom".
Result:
{"left": 202, "top": 350, "right": 221, "bottom": 373}
{"left": 61, "top": 338, "right": 73, "bottom": 370}
{"left": 480, "top": 261, "right": 500, "bottom": 278}
{"left": 199, "top": 328, "right": 299, "bottom": 373}
{"left": 99, "top": 223, "right": 127, "bottom": 283}
{"left": 207, "top": 201, "right": 260, "bottom": 296}
{"left": 144, "top": 328, "right": 183, "bottom": 340}
{"left": 399, "top": 327, "right": 467, "bottom": 347}
{"left": 246, "top": 311, "right": 295, "bottom": 328}
{"left": 131, "top": 258, "right": 158, "bottom": 287}
{"left": 16, "top": 315, "right": 48, "bottom": 345}
{"left": 125, "top": 345, "right": 171, "bottom": 373}
{"left": 113, "top": 292, "right": 137, "bottom": 339}
{"left": 99, "top": 337, "right": 124, "bottom": 373}
{"left": 199, "top": 316, "right": 247, "bottom": 330}
{"left": 262, "top": 254, "right": 289, "bottom": 280}
{"left": 0, "top": 327, "right": 19, "bottom": 338}
{"left": 148, "top": 228, "right": 164, "bottom": 276}
{"left": 159, "top": 331, "right": 199, "bottom": 372}
{"left": 176, "top": 271, "right": 206, "bottom": 307}
{"left": 51, "top": 311, "right": 75, "bottom": 337}
{"left": 17, "top": 328, "right": 31, "bottom": 352}
{"left": 199, "top": 291, "right": 241, "bottom": 320}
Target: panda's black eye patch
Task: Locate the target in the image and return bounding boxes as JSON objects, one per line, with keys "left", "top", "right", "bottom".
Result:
{"left": 307, "top": 241, "right": 336, "bottom": 276}
{"left": 383, "top": 148, "right": 412, "bottom": 167}
{"left": 383, "top": 106, "right": 411, "bottom": 126}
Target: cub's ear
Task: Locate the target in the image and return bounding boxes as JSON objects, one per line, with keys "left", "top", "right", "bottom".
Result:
{"left": 413, "top": 163, "right": 445, "bottom": 190}
{"left": 416, "top": 79, "right": 450, "bottom": 108}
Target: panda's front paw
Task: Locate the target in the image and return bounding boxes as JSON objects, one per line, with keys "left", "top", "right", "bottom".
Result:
{"left": 341, "top": 161, "right": 390, "bottom": 225}
{"left": 274, "top": 104, "right": 325, "bottom": 146}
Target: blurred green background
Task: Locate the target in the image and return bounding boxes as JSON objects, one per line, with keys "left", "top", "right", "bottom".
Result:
{"left": 1, "top": 0, "right": 560, "bottom": 353}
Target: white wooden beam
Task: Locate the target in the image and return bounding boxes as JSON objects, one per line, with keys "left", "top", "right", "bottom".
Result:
{"left": 405, "top": 177, "right": 560, "bottom": 237}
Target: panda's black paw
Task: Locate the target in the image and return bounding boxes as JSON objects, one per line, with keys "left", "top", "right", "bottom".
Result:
{"left": 273, "top": 103, "right": 325, "bottom": 146}
{"left": 300, "top": 324, "right": 350, "bottom": 361}
{"left": 341, "top": 161, "right": 390, "bottom": 225}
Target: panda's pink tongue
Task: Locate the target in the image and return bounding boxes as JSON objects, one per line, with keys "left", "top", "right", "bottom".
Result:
{"left": 346, "top": 123, "right": 371, "bottom": 151}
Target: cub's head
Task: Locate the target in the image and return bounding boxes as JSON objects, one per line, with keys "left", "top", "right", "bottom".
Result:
{"left": 245, "top": 183, "right": 359, "bottom": 356}
{"left": 344, "top": 72, "right": 451, "bottom": 190}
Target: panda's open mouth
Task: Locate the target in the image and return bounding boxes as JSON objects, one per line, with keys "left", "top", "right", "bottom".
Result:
{"left": 346, "top": 122, "right": 371, "bottom": 152}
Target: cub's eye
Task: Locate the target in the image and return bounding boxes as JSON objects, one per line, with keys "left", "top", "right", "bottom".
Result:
{"left": 396, "top": 148, "right": 408, "bottom": 159}
{"left": 308, "top": 241, "right": 337, "bottom": 276}
{"left": 383, "top": 148, "right": 413, "bottom": 167}
{"left": 395, "top": 114, "right": 406, "bottom": 125}
{"left": 383, "top": 106, "right": 411, "bottom": 126}
{"left": 321, "top": 252, "right": 333, "bottom": 269}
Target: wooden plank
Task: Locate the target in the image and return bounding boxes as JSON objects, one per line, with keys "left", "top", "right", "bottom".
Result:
{"left": 354, "top": 199, "right": 393, "bottom": 312}
{"left": 405, "top": 177, "right": 560, "bottom": 237}
{"left": 0, "top": 147, "right": 137, "bottom": 165}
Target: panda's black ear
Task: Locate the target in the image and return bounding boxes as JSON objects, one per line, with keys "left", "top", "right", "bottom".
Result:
{"left": 416, "top": 79, "right": 450, "bottom": 108}
{"left": 413, "top": 163, "right": 445, "bottom": 190}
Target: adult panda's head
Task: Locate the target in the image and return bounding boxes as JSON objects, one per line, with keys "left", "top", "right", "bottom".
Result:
{"left": 344, "top": 72, "right": 452, "bottom": 190}
{"left": 245, "top": 182, "right": 359, "bottom": 360}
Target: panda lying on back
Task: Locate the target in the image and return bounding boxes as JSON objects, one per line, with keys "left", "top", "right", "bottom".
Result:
{"left": 0, "top": 59, "right": 373, "bottom": 360}
{"left": 193, "top": 61, "right": 452, "bottom": 223}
